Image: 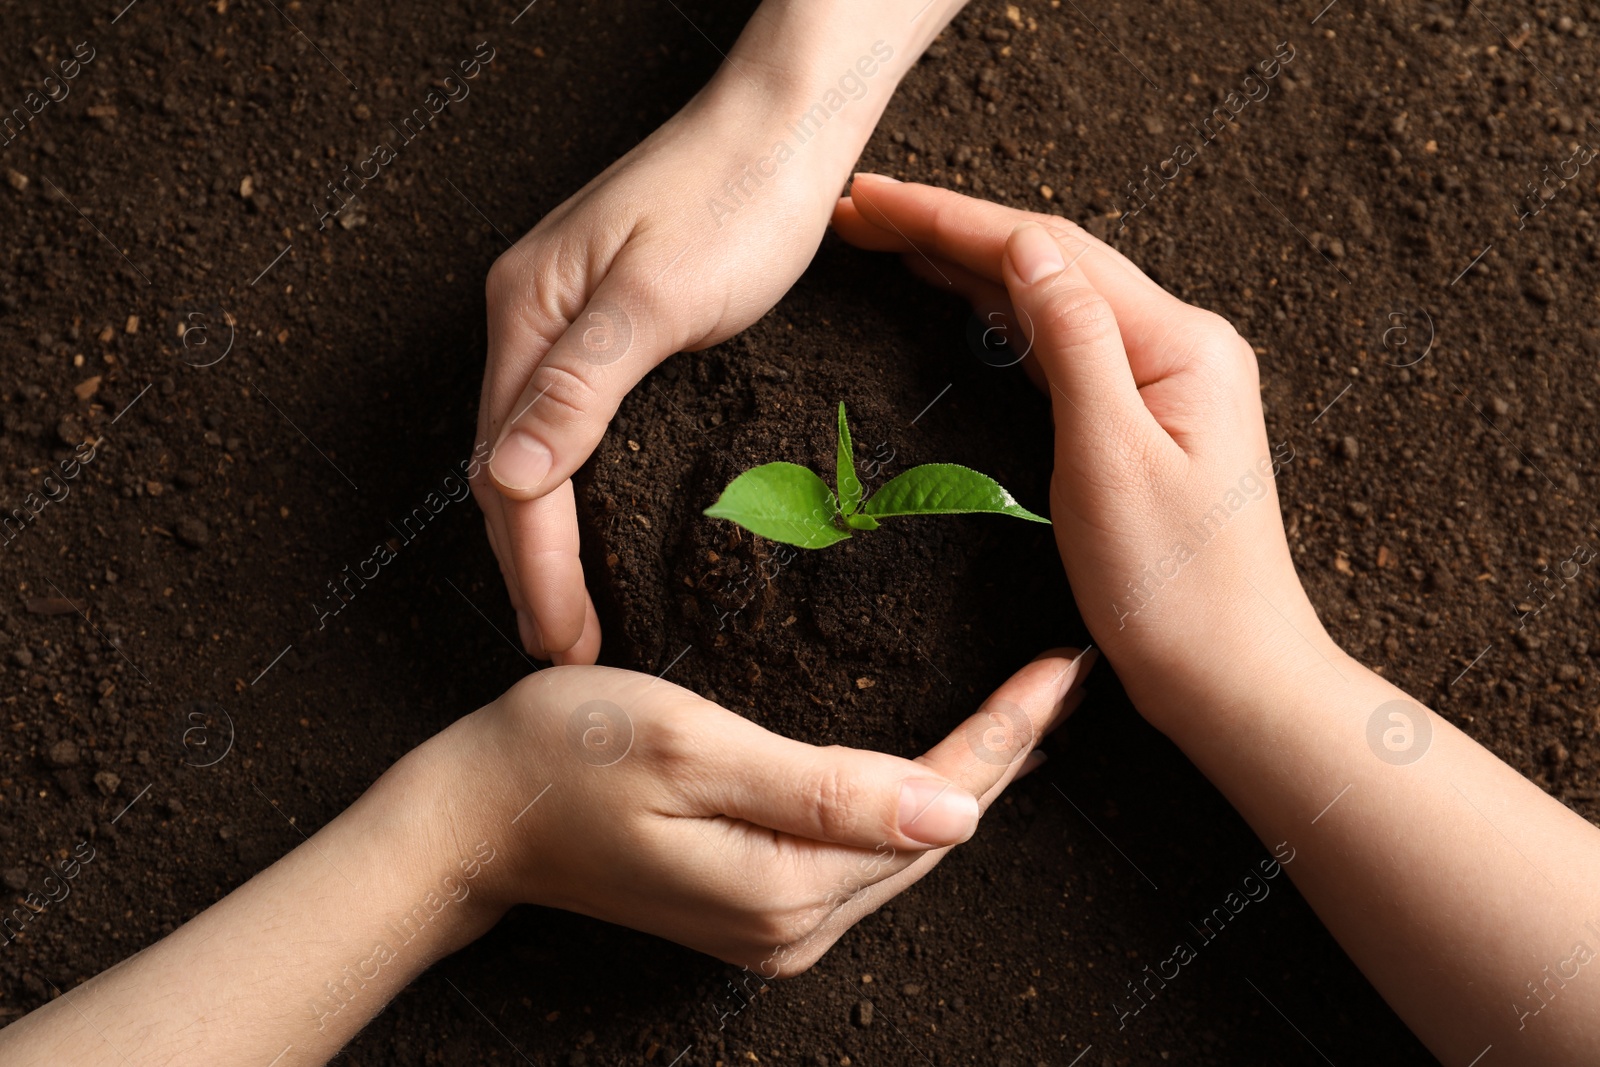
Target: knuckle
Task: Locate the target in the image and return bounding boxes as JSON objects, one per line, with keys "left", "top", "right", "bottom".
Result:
{"left": 1185, "top": 350, "right": 1235, "bottom": 401}
{"left": 1043, "top": 216, "right": 1092, "bottom": 247}
{"left": 496, "top": 668, "right": 571, "bottom": 735}
{"left": 485, "top": 248, "right": 574, "bottom": 345}
{"left": 485, "top": 251, "right": 533, "bottom": 312}
{"left": 635, "top": 704, "right": 700, "bottom": 769}
{"left": 1191, "top": 308, "right": 1251, "bottom": 365}
{"left": 1233, "top": 337, "right": 1261, "bottom": 390}
{"left": 1190, "top": 306, "right": 1234, "bottom": 337}
{"left": 767, "top": 912, "right": 839, "bottom": 973}
{"left": 485, "top": 254, "right": 514, "bottom": 301}
{"left": 483, "top": 252, "right": 515, "bottom": 299}
{"left": 926, "top": 196, "right": 962, "bottom": 243}
{"left": 1222, "top": 322, "right": 1257, "bottom": 363}
{"left": 759, "top": 906, "right": 824, "bottom": 953}
{"left": 1166, "top": 306, "right": 1252, "bottom": 376}
{"left": 1039, "top": 285, "right": 1118, "bottom": 348}
{"left": 525, "top": 361, "right": 603, "bottom": 431}
{"left": 806, "top": 762, "right": 857, "bottom": 842}
{"left": 1197, "top": 315, "right": 1258, "bottom": 384}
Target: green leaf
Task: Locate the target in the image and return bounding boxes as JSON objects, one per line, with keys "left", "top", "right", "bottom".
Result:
{"left": 704, "top": 462, "right": 851, "bottom": 549}
{"left": 860, "top": 463, "right": 1050, "bottom": 524}
{"left": 845, "top": 512, "right": 880, "bottom": 531}
{"left": 836, "top": 401, "right": 862, "bottom": 516}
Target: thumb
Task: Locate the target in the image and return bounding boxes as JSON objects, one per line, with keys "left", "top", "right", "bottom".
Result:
{"left": 487, "top": 277, "right": 667, "bottom": 500}
{"left": 1000, "top": 223, "right": 1146, "bottom": 435}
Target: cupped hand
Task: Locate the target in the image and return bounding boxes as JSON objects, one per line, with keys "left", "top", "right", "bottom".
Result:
{"left": 834, "top": 177, "right": 1326, "bottom": 731}
{"left": 474, "top": 81, "right": 849, "bottom": 665}
{"left": 401, "top": 648, "right": 1094, "bottom": 975}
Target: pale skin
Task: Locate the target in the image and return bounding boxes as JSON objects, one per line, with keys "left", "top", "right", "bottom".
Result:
{"left": 473, "top": 0, "right": 975, "bottom": 663}
{"left": 7, "top": 5, "right": 1596, "bottom": 1062}
{"left": 0, "top": 655, "right": 1089, "bottom": 1065}
{"left": 832, "top": 177, "right": 1600, "bottom": 1065}
{"left": 9, "top": 187, "right": 1598, "bottom": 1064}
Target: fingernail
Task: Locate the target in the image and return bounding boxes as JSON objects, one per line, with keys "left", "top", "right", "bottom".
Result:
{"left": 853, "top": 171, "right": 902, "bottom": 185}
{"left": 490, "top": 430, "right": 552, "bottom": 492}
{"left": 1035, "top": 646, "right": 1098, "bottom": 700}
{"left": 899, "top": 779, "right": 980, "bottom": 846}
{"left": 1066, "top": 647, "right": 1099, "bottom": 696}
{"left": 1009, "top": 223, "right": 1066, "bottom": 285}
{"left": 1039, "top": 647, "right": 1097, "bottom": 737}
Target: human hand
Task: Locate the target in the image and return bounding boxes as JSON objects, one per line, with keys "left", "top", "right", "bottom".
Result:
{"left": 833, "top": 177, "right": 1328, "bottom": 732}
{"left": 394, "top": 648, "right": 1093, "bottom": 974}
{"left": 473, "top": 73, "right": 863, "bottom": 665}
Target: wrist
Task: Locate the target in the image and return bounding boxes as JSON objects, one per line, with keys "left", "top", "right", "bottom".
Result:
{"left": 690, "top": 67, "right": 875, "bottom": 194}
{"left": 703, "top": 0, "right": 957, "bottom": 186}
{"left": 1126, "top": 590, "right": 1351, "bottom": 744}
{"left": 365, "top": 721, "right": 515, "bottom": 952}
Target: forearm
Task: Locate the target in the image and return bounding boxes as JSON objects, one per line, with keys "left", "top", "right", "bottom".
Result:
{"left": 712, "top": 0, "right": 969, "bottom": 184}
{"left": 0, "top": 750, "right": 502, "bottom": 1065}
{"left": 1163, "top": 639, "right": 1600, "bottom": 1064}
{"left": 735, "top": 0, "right": 969, "bottom": 101}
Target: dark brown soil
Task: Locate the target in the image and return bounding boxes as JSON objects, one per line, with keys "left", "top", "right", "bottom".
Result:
{"left": 3, "top": 0, "right": 1598, "bottom": 1064}
{"left": 582, "top": 271, "right": 1072, "bottom": 757}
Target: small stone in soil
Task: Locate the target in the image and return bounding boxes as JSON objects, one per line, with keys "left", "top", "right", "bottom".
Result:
{"left": 93, "top": 771, "right": 122, "bottom": 796}
{"left": 1524, "top": 278, "right": 1556, "bottom": 304}
{"left": 175, "top": 517, "right": 212, "bottom": 548}
{"left": 56, "top": 417, "right": 84, "bottom": 446}
{"left": 1, "top": 868, "right": 28, "bottom": 892}
{"left": 853, "top": 999, "right": 874, "bottom": 1027}
{"left": 46, "top": 740, "right": 79, "bottom": 768}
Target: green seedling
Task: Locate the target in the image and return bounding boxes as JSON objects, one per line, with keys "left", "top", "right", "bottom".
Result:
{"left": 703, "top": 402, "right": 1049, "bottom": 549}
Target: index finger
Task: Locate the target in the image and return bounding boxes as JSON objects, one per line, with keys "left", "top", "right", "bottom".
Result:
{"left": 917, "top": 647, "right": 1097, "bottom": 805}
{"left": 836, "top": 177, "right": 1197, "bottom": 348}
